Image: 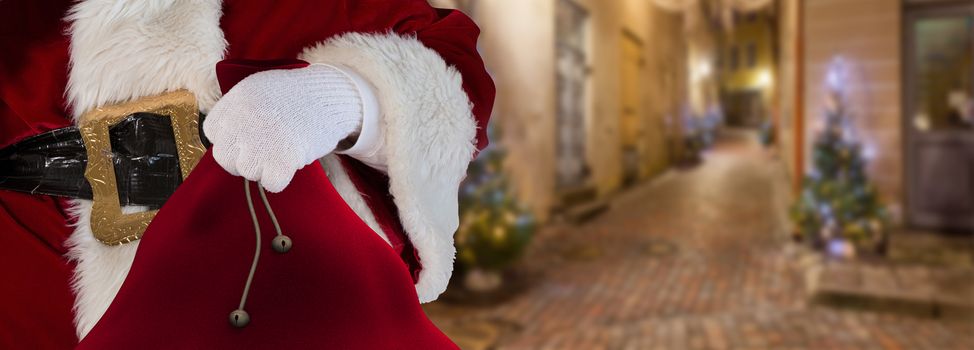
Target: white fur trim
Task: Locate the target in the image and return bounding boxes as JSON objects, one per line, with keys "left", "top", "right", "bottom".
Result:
{"left": 301, "top": 33, "right": 477, "bottom": 303}
{"left": 64, "top": 200, "right": 143, "bottom": 339}
{"left": 64, "top": 0, "right": 226, "bottom": 339}
{"left": 320, "top": 154, "right": 391, "bottom": 245}
{"left": 66, "top": 0, "right": 226, "bottom": 118}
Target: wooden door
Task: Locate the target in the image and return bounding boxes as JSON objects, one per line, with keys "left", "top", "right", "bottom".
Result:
{"left": 555, "top": 0, "right": 591, "bottom": 189}
{"left": 905, "top": 3, "right": 974, "bottom": 231}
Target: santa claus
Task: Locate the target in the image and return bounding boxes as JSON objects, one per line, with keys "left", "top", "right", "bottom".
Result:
{"left": 0, "top": 0, "right": 493, "bottom": 348}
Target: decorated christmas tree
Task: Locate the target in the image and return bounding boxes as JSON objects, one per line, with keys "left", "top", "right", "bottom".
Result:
{"left": 790, "top": 58, "right": 888, "bottom": 257}
{"left": 455, "top": 127, "right": 535, "bottom": 277}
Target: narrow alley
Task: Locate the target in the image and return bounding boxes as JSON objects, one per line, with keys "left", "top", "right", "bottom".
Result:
{"left": 426, "top": 131, "right": 974, "bottom": 349}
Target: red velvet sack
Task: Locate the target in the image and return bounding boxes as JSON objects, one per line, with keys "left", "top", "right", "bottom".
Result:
{"left": 76, "top": 151, "right": 457, "bottom": 349}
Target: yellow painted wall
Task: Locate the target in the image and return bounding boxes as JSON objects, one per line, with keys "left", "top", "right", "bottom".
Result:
{"left": 579, "top": 0, "right": 687, "bottom": 193}
{"left": 721, "top": 11, "right": 777, "bottom": 94}
{"left": 578, "top": 0, "right": 625, "bottom": 195}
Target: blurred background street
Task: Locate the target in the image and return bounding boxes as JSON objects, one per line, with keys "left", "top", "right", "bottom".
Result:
{"left": 427, "top": 131, "right": 972, "bottom": 349}
{"left": 427, "top": 0, "right": 973, "bottom": 348}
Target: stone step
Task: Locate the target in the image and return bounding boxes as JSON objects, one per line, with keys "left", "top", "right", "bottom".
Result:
{"left": 549, "top": 184, "right": 609, "bottom": 224}
{"left": 809, "top": 258, "right": 974, "bottom": 319}
{"left": 561, "top": 199, "right": 610, "bottom": 224}
{"left": 557, "top": 184, "right": 599, "bottom": 208}
{"left": 887, "top": 229, "right": 974, "bottom": 268}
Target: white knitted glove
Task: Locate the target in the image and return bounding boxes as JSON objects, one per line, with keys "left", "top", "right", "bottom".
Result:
{"left": 203, "top": 64, "right": 364, "bottom": 192}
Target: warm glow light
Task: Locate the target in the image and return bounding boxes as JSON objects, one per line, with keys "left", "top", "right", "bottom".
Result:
{"left": 692, "top": 59, "right": 712, "bottom": 82}
{"left": 698, "top": 60, "right": 712, "bottom": 77}
{"left": 756, "top": 69, "right": 773, "bottom": 87}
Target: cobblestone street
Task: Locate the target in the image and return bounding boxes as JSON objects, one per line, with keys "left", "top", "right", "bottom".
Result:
{"left": 425, "top": 131, "right": 974, "bottom": 349}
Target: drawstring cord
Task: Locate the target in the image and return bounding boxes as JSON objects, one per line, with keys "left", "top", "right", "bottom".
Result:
{"left": 230, "top": 179, "right": 292, "bottom": 328}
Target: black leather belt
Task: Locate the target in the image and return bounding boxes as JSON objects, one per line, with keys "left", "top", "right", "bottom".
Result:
{"left": 0, "top": 113, "right": 209, "bottom": 209}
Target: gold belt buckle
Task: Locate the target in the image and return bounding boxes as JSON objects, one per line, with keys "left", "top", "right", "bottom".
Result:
{"left": 78, "top": 90, "right": 206, "bottom": 246}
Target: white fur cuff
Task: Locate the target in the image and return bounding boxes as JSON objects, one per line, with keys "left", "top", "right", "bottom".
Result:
{"left": 301, "top": 32, "right": 477, "bottom": 303}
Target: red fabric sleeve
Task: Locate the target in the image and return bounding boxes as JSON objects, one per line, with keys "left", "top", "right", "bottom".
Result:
{"left": 214, "top": 59, "right": 310, "bottom": 95}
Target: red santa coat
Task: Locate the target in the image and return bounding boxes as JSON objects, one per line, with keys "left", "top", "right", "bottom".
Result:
{"left": 0, "top": 0, "right": 494, "bottom": 348}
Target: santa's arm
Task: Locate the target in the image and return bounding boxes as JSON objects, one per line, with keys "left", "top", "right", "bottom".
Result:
{"left": 204, "top": 1, "right": 494, "bottom": 302}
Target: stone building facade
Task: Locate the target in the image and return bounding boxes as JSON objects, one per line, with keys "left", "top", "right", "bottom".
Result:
{"left": 776, "top": 0, "right": 973, "bottom": 231}
{"left": 432, "top": 0, "right": 690, "bottom": 221}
